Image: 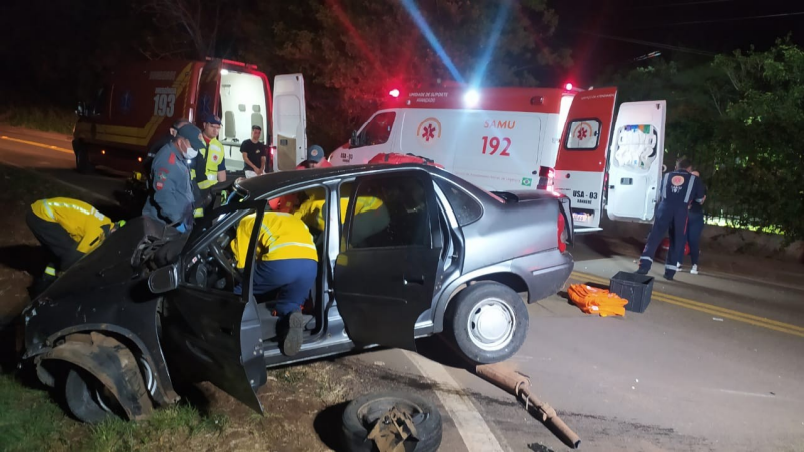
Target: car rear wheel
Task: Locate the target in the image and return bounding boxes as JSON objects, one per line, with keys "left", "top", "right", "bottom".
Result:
{"left": 445, "top": 282, "right": 528, "bottom": 364}
{"left": 64, "top": 367, "right": 119, "bottom": 424}
{"left": 341, "top": 391, "right": 442, "bottom": 452}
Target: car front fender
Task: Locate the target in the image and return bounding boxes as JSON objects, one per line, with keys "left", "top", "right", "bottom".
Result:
{"left": 36, "top": 332, "right": 154, "bottom": 420}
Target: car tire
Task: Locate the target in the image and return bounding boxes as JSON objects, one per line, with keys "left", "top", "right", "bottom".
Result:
{"left": 64, "top": 367, "right": 116, "bottom": 424}
{"left": 341, "top": 391, "right": 442, "bottom": 452}
{"left": 445, "top": 282, "right": 529, "bottom": 364}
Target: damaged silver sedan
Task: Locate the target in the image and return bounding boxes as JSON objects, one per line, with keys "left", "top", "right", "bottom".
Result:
{"left": 21, "top": 163, "right": 574, "bottom": 422}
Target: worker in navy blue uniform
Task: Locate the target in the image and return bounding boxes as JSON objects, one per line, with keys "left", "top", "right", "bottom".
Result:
{"left": 637, "top": 157, "right": 705, "bottom": 280}
{"left": 669, "top": 169, "right": 707, "bottom": 275}
{"left": 142, "top": 124, "right": 205, "bottom": 233}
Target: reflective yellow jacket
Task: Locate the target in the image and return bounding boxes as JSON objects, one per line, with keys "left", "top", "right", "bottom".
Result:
{"left": 191, "top": 137, "right": 225, "bottom": 189}
{"left": 31, "top": 198, "right": 112, "bottom": 254}
{"left": 231, "top": 212, "right": 318, "bottom": 269}
{"left": 294, "top": 195, "right": 384, "bottom": 232}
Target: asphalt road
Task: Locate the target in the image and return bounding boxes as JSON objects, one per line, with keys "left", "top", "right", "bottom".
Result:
{"left": 0, "top": 125, "right": 125, "bottom": 203}
{"left": 360, "top": 245, "right": 804, "bottom": 452}
{"left": 4, "top": 126, "right": 803, "bottom": 452}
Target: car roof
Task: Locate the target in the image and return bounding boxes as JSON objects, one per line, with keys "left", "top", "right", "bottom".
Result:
{"left": 237, "top": 163, "right": 460, "bottom": 196}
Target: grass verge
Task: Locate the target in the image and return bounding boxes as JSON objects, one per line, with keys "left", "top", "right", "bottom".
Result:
{"left": 0, "top": 105, "right": 75, "bottom": 135}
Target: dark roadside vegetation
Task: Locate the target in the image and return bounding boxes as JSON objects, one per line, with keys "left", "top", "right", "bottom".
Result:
{"left": 0, "top": 163, "right": 387, "bottom": 452}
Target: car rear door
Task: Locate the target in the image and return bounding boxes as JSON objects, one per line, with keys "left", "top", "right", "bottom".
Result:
{"left": 553, "top": 87, "right": 618, "bottom": 232}
{"left": 605, "top": 101, "right": 667, "bottom": 223}
{"left": 161, "top": 201, "right": 267, "bottom": 414}
{"left": 333, "top": 170, "right": 443, "bottom": 350}
{"left": 271, "top": 74, "right": 307, "bottom": 171}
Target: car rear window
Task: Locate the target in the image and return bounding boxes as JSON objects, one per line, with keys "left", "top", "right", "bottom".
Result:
{"left": 435, "top": 178, "right": 483, "bottom": 226}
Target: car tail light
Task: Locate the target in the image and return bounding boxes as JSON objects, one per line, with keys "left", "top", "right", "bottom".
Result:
{"left": 537, "top": 166, "right": 555, "bottom": 190}
{"left": 557, "top": 213, "right": 568, "bottom": 253}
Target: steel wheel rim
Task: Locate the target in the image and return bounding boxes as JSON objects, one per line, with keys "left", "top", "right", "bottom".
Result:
{"left": 466, "top": 297, "right": 515, "bottom": 351}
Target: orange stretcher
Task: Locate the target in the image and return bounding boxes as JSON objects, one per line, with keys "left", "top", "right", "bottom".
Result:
{"left": 568, "top": 284, "right": 628, "bottom": 317}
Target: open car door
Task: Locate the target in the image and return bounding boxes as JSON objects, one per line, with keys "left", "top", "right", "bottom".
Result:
{"left": 553, "top": 87, "right": 618, "bottom": 232}
{"left": 271, "top": 74, "right": 307, "bottom": 171}
{"left": 606, "top": 101, "right": 667, "bottom": 223}
{"left": 160, "top": 201, "right": 267, "bottom": 414}
{"left": 333, "top": 171, "right": 443, "bottom": 350}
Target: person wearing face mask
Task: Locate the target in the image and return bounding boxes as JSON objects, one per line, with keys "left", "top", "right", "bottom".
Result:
{"left": 142, "top": 124, "right": 205, "bottom": 233}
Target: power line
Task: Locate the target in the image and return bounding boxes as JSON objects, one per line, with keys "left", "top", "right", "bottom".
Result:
{"left": 631, "top": 11, "right": 804, "bottom": 28}
{"left": 571, "top": 29, "right": 718, "bottom": 56}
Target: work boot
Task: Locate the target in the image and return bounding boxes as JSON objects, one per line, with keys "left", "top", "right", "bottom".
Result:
{"left": 636, "top": 258, "right": 651, "bottom": 275}
{"left": 280, "top": 311, "right": 304, "bottom": 357}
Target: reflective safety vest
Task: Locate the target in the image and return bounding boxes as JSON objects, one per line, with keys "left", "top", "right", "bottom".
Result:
{"left": 231, "top": 212, "right": 318, "bottom": 269}
{"left": 294, "top": 195, "right": 384, "bottom": 232}
{"left": 191, "top": 137, "right": 225, "bottom": 189}
{"left": 31, "top": 197, "right": 112, "bottom": 254}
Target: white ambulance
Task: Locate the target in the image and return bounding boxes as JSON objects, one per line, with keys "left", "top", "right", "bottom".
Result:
{"left": 328, "top": 86, "right": 667, "bottom": 233}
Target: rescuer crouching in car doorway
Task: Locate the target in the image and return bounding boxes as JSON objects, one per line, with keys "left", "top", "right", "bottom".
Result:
{"left": 230, "top": 211, "right": 318, "bottom": 357}
{"left": 26, "top": 197, "right": 125, "bottom": 296}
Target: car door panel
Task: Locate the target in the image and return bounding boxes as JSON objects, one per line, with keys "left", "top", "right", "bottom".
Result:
{"left": 334, "top": 171, "right": 443, "bottom": 350}
{"left": 162, "top": 288, "right": 265, "bottom": 413}
{"left": 161, "top": 201, "right": 267, "bottom": 414}
{"left": 335, "top": 247, "right": 441, "bottom": 350}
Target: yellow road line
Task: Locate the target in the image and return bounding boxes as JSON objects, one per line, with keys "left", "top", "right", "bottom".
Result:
{"left": 572, "top": 270, "right": 804, "bottom": 332}
{"left": 1, "top": 135, "right": 73, "bottom": 154}
{"left": 654, "top": 296, "right": 804, "bottom": 338}
{"left": 569, "top": 271, "right": 804, "bottom": 337}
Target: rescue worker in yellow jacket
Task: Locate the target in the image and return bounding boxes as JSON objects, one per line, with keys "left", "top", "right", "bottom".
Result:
{"left": 294, "top": 189, "right": 389, "bottom": 246}
{"left": 231, "top": 212, "right": 318, "bottom": 356}
{"left": 191, "top": 113, "right": 227, "bottom": 191}
{"left": 27, "top": 197, "right": 125, "bottom": 290}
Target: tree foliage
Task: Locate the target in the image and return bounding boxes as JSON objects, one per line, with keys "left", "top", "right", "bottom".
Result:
{"left": 239, "top": 0, "right": 571, "bottom": 148}
{"left": 604, "top": 40, "right": 804, "bottom": 241}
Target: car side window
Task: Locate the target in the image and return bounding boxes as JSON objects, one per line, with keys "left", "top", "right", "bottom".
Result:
{"left": 434, "top": 178, "right": 482, "bottom": 226}
{"left": 358, "top": 112, "right": 395, "bottom": 147}
{"left": 347, "top": 176, "right": 429, "bottom": 249}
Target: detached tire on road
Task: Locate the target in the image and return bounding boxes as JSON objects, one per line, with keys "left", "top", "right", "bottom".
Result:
{"left": 341, "top": 391, "right": 442, "bottom": 452}
{"left": 64, "top": 367, "right": 115, "bottom": 424}
{"left": 445, "top": 282, "right": 528, "bottom": 364}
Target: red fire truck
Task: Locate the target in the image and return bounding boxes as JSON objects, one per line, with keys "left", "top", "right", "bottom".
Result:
{"left": 72, "top": 58, "right": 308, "bottom": 174}
{"left": 329, "top": 85, "right": 667, "bottom": 233}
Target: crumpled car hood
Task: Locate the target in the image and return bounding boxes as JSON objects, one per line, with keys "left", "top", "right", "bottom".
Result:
{"left": 35, "top": 216, "right": 183, "bottom": 301}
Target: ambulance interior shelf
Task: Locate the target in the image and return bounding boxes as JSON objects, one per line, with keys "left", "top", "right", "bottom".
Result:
{"left": 611, "top": 125, "right": 658, "bottom": 172}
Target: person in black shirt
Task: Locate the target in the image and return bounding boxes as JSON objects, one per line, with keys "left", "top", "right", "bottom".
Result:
{"left": 241, "top": 125, "right": 267, "bottom": 178}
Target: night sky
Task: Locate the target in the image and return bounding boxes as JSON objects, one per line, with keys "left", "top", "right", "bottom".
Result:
{"left": 551, "top": 0, "right": 804, "bottom": 85}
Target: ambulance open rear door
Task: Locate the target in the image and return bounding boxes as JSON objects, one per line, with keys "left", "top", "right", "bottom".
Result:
{"left": 553, "top": 88, "right": 618, "bottom": 232}
{"left": 605, "top": 101, "right": 667, "bottom": 223}
{"left": 271, "top": 74, "right": 307, "bottom": 171}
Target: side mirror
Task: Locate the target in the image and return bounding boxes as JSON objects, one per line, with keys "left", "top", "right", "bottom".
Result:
{"left": 350, "top": 130, "right": 359, "bottom": 148}
{"left": 148, "top": 264, "right": 179, "bottom": 294}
